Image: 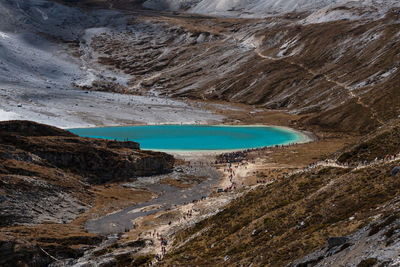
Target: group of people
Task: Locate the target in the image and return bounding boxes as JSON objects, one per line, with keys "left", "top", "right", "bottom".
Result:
{"left": 160, "top": 236, "right": 168, "bottom": 254}
{"left": 178, "top": 209, "right": 194, "bottom": 223}
{"left": 222, "top": 183, "right": 236, "bottom": 192}
{"left": 220, "top": 162, "right": 243, "bottom": 192}
{"left": 215, "top": 144, "right": 296, "bottom": 164}
{"left": 150, "top": 205, "right": 205, "bottom": 264}
{"left": 290, "top": 151, "right": 400, "bottom": 177}
{"left": 383, "top": 153, "right": 398, "bottom": 161}
{"left": 345, "top": 152, "right": 400, "bottom": 167}
{"left": 216, "top": 150, "right": 248, "bottom": 164}
{"left": 151, "top": 236, "right": 168, "bottom": 264}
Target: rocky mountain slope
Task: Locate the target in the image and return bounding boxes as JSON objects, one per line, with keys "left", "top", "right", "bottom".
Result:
{"left": 162, "top": 124, "right": 400, "bottom": 266}
{"left": 58, "top": 0, "right": 399, "bottom": 133}
{"left": 0, "top": 120, "right": 173, "bottom": 266}
{"left": 1, "top": 0, "right": 398, "bottom": 133}
{"left": 143, "top": 0, "right": 399, "bottom": 18}
{"left": 338, "top": 123, "right": 400, "bottom": 164}
{"left": 0, "top": 0, "right": 399, "bottom": 266}
{"left": 0, "top": 0, "right": 222, "bottom": 128}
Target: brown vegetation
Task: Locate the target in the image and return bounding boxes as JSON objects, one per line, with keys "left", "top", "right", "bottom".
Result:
{"left": 75, "top": 7, "right": 399, "bottom": 134}
{"left": 338, "top": 123, "right": 400, "bottom": 164}
{"left": 163, "top": 161, "right": 400, "bottom": 266}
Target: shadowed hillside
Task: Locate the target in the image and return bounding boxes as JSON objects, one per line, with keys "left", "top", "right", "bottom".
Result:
{"left": 0, "top": 120, "right": 173, "bottom": 266}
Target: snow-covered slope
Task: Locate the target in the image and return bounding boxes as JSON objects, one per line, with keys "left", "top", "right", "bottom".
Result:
{"left": 192, "top": 0, "right": 334, "bottom": 15}
{"left": 0, "top": 0, "right": 132, "bottom": 39}
{"left": 0, "top": 0, "right": 223, "bottom": 127}
{"left": 0, "top": 0, "right": 92, "bottom": 39}
{"left": 143, "top": 0, "right": 400, "bottom": 18}
{"left": 142, "top": 0, "right": 329, "bottom": 14}
{"left": 0, "top": 0, "right": 128, "bottom": 95}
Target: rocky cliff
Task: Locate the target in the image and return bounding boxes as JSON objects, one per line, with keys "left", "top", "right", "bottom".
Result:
{"left": 0, "top": 120, "right": 174, "bottom": 185}
{"left": 0, "top": 120, "right": 174, "bottom": 266}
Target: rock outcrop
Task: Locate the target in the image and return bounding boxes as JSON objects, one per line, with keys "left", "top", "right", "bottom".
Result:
{"left": 0, "top": 120, "right": 174, "bottom": 266}
{"left": 0, "top": 120, "right": 174, "bottom": 185}
{"left": 290, "top": 211, "right": 400, "bottom": 267}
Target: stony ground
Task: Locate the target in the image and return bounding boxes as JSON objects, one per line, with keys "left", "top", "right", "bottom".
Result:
{"left": 0, "top": 0, "right": 399, "bottom": 266}
{"left": 0, "top": 121, "right": 173, "bottom": 266}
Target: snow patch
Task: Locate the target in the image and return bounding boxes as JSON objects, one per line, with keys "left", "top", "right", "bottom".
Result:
{"left": 0, "top": 31, "right": 9, "bottom": 39}
{"left": 35, "top": 8, "right": 48, "bottom": 21}
{"left": 380, "top": 66, "right": 398, "bottom": 79}
{"left": 303, "top": 9, "right": 361, "bottom": 24}
{"left": 0, "top": 109, "right": 23, "bottom": 121}
{"left": 143, "top": 0, "right": 400, "bottom": 18}
{"left": 277, "top": 36, "right": 299, "bottom": 57}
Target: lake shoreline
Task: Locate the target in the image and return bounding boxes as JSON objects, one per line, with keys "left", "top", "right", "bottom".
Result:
{"left": 69, "top": 124, "right": 315, "bottom": 156}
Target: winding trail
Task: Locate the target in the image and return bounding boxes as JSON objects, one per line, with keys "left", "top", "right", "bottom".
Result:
{"left": 252, "top": 45, "right": 384, "bottom": 125}
{"left": 288, "top": 155, "right": 400, "bottom": 177}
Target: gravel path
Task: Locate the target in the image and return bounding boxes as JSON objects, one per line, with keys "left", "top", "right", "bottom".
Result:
{"left": 85, "top": 164, "right": 221, "bottom": 235}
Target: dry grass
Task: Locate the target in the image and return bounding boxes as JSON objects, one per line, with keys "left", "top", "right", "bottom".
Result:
{"left": 88, "top": 184, "right": 155, "bottom": 217}
{"left": 163, "top": 161, "right": 400, "bottom": 266}
{"left": 338, "top": 124, "right": 400, "bottom": 164}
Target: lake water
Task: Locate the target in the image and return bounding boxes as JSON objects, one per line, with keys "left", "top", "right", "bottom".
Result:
{"left": 69, "top": 125, "right": 302, "bottom": 151}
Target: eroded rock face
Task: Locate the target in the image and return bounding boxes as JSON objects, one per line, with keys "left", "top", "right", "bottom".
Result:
{"left": 290, "top": 213, "right": 400, "bottom": 267}
{"left": 0, "top": 120, "right": 174, "bottom": 184}
{"left": 0, "top": 176, "right": 88, "bottom": 226}
{"left": 0, "top": 241, "right": 53, "bottom": 267}
{"left": 0, "top": 120, "right": 174, "bottom": 226}
{"left": 17, "top": 136, "right": 173, "bottom": 184}
{"left": 0, "top": 235, "right": 103, "bottom": 267}
{"left": 0, "top": 120, "right": 174, "bottom": 266}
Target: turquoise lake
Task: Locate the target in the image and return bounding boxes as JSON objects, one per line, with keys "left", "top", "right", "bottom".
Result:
{"left": 69, "top": 125, "right": 302, "bottom": 151}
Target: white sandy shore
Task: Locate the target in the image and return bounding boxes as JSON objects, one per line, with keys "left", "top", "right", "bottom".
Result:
{"left": 0, "top": 84, "right": 224, "bottom": 129}
{"left": 64, "top": 124, "right": 315, "bottom": 158}
{"left": 152, "top": 125, "right": 315, "bottom": 158}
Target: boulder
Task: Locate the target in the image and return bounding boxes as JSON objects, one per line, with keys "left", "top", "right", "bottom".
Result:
{"left": 391, "top": 166, "right": 400, "bottom": 177}
{"left": 327, "top": 237, "right": 349, "bottom": 248}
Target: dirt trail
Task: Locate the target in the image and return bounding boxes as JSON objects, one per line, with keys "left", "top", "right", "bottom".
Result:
{"left": 218, "top": 156, "right": 296, "bottom": 191}
{"left": 218, "top": 160, "right": 263, "bottom": 189}
{"left": 252, "top": 46, "right": 384, "bottom": 125}
{"left": 289, "top": 155, "right": 400, "bottom": 177}
{"left": 125, "top": 182, "right": 238, "bottom": 264}
{"left": 129, "top": 157, "right": 282, "bottom": 262}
